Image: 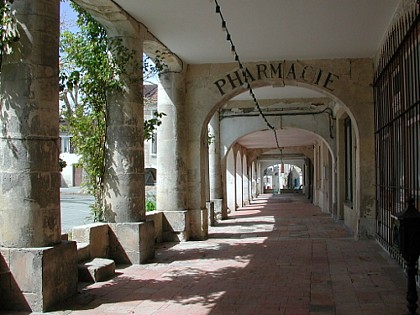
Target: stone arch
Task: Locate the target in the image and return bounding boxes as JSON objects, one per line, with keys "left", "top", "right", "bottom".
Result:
{"left": 189, "top": 58, "right": 374, "bottom": 237}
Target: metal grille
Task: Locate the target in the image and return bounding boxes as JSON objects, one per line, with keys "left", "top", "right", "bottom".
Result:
{"left": 374, "top": 6, "right": 420, "bottom": 260}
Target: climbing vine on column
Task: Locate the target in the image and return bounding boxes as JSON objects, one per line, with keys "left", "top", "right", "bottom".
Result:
{"left": 60, "top": 1, "right": 166, "bottom": 222}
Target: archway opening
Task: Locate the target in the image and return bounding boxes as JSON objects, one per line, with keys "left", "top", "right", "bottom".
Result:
{"left": 205, "top": 82, "right": 357, "bottom": 226}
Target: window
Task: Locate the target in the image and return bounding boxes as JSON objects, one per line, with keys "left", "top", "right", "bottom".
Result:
{"left": 61, "top": 136, "right": 72, "bottom": 153}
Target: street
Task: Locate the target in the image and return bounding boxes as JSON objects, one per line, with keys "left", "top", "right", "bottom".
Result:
{"left": 60, "top": 187, "right": 94, "bottom": 233}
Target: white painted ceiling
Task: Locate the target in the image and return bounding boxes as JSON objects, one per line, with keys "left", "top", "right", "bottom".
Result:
{"left": 113, "top": 0, "right": 399, "bottom": 150}
{"left": 115, "top": 0, "right": 398, "bottom": 64}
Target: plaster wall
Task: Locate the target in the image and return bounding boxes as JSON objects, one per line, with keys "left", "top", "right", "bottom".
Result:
{"left": 344, "top": 203, "right": 358, "bottom": 237}
{"left": 60, "top": 153, "right": 81, "bottom": 187}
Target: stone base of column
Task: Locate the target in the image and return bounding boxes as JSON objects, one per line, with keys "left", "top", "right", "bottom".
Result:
{"left": 212, "top": 199, "right": 225, "bottom": 221}
{"left": 0, "top": 241, "right": 78, "bottom": 313}
{"left": 146, "top": 211, "right": 163, "bottom": 244}
{"left": 162, "top": 210, "right": 190, "bottom": 242}
{"left": 109, "top": 222, "right": 155, "bottom": 264}
{"left": 189, "top": 209, "right": 208, "bottom": 241}
{"left": 206, "top": 201, "right": 215, "bottom": 226}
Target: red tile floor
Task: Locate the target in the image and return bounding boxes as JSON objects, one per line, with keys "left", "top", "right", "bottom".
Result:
{"left": 12, "top": 194, "right": 410, "bottom": 314}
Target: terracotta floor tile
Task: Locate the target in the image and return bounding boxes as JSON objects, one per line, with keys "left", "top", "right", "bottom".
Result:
{"left": 16, "top": 193, "right": 409, "bottom": 315}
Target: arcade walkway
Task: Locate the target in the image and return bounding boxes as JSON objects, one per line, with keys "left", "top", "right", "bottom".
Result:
{"left": 45, "top": 194, "right": 407, "bottom": 314}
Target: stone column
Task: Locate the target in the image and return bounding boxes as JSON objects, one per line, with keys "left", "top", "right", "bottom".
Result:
{"left": 0, "top": 2, "right": 61, "bottom": 249}
{"left": 225, "top": 149, "right": 236, "bottom": 216}
{"left": 104, "top": 33, "right": 154, "bottom": 264}
{"left": 0, "top": 1, "right": 77, "bottom": 311}
{"left": 157, "top": 71, "right": 189, "bottom": 241}
{"left": 208, "top": 112, "right": 224, "bottom": 221}
{"left": 253, "top": 162, "right": 258, "bottom": 198}
{"left": 255, "top": 160, "right": 263, "bottom": 197}
{"left": 243, "top": 159, "right": 250, "bottom": 205}
{"left": 104, "top": 34, "right": 145, "bottom": 223}
{"left": 235, "top": 152, "right": 243, "bottom": 208}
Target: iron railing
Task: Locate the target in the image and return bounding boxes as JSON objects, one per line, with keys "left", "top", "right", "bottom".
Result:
{"left": 374, "top": 5, "right": 420, "bottom": 261}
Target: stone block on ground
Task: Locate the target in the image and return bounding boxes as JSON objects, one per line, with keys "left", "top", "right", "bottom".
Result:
{"left": 0, "top": 241, "right": 78, "bottom": 312}
{"left": 146, "top": 211, "right": 163, "bottom": 244}
{"left": 109, "top": 221, "right": 155, "bottom": 265}
{"left": 78, "top": 258, "right": 115, "bottom": 282}
{"left": 162, "top": 210, "right": 189, "bottom": 242}
{"left": 72, "top": 223, "right": 109, "bottom": 258}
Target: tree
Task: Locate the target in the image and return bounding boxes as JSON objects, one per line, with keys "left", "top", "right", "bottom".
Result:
{"left": 59, "top": 1, "right": 165, "bottom": 221}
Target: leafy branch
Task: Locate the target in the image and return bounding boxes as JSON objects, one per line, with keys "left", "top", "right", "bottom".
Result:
{"left": 60, "top": 1, "right": 166, "bottom": 222}
{"left": 0, "top": 0, "right": 19, "bottom": 66}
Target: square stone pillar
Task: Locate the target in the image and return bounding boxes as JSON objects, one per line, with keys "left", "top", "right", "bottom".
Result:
{"left": 108, "top": 222, "right": 155, "bottom": 264}
{"left": 0, "top": 241, "right": 78, "bottom": 312}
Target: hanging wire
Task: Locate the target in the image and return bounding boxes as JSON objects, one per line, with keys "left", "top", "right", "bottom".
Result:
{"left": 214, "top": 0, "right": 283, "bottom": 154}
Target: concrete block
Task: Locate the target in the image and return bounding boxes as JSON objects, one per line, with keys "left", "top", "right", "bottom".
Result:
{"left": 146, "top": 211, "right": 163, "bottom": 243}
{"left": 72, "top": 223, "right": 109, "bottom": 258}
{"left": 77, "top": 242, "right": 90, "bottom": 263}
{"left": 78, "top": 258, "right": 115, "bottom": 282}
{"left": 109, "top": 221, "right": 155, "bottom": 265}
{"left": 162, "top": 230, "right": 188, "bottom": 242}
{"left": 162, "top": 210, "right": 188, "bottom": 232}
{"left": 0, "top": 248, "right": 10, "bottom": 273}
{"left": 9, "top": 249, "right": 43, "bottom": 293}
{"left": 189, "top": 209, "right": 208, "bottom": 241}
{"left": 162, "top": 210, "right": 189, "bottom": 241}
{"left": 0, "top": 241, "right": 78, "bottom": 313}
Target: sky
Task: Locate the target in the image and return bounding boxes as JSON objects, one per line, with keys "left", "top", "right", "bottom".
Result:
{"left": 60, "top": 0, "right": 78, "bottom": 33}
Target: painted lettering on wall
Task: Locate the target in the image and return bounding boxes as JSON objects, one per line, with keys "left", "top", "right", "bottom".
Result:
{"left": 213, "top": 61, "right": 340, "bottom": 96}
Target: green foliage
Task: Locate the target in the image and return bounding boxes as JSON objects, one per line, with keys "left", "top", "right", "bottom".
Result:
{"left": 144, "top": 111, "right": 166, "bottom": 141}
{"left": 60, "top": 2, "right": 165, "bottom": 222}
{"left": 145, "top": 193, "right": 156, "bottom": 212}
{"left": 145, "top": 200, "right": 156, "bottom": 212}
{"left": 60, "top": 4, "right": 109, "bottom": 222}
{"left": 59, "top": 158, "right": 67, "bottom": 172}
{"left": 0, "top": 0, "right": 19, "bottom": 59}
